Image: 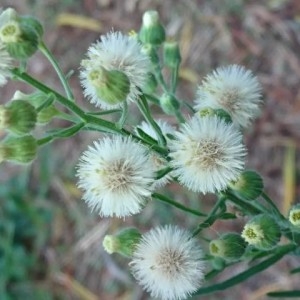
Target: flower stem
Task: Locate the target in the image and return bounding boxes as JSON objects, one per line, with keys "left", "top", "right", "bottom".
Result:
{"left": 116, "top": 101, "right": 128, "bottom": 129}
{"left": 137, "top": 93, "right": 167, "bottom": 147}
{"left": 37, "top": 122, "right": 85, "bottom": 145}
{"left": 171, "top": 63, "right": 179, "bottom": 94}
{"left": 11, "top": 69, "right": 170, "bottom": 155}
{"left": 225, "top": 190, "right": 265, "bottom": 215}
{"left": 261, "top": 191, "right": 285, "bottom": 220}
{"left": 191, "top": 196, "right": 226, "bottom": 237}
{"left": 38, "top": 41, "right": 74, "bottom": 101}
{"left": 152, "top": 192, "right": 206, "bottom": 217}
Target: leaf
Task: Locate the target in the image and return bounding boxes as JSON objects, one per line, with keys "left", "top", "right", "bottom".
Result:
{"left": 267, "top": 290, "right": 300, "bottom": 297}
{"left": 290, "top": 267, "right": 300, "bottom": 274}
{"left": 136, "top": 127, "right": 159, "bottom": 145}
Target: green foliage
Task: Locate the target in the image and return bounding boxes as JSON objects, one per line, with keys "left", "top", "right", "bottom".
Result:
{"left": 0, "top": 167, "right": 53, "bottom": 299}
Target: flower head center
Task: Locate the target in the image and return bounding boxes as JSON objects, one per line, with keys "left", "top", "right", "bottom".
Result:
{"left": 242, "top": 224, "right": 264, "bottom": 245}
{"left": 210, "top": 242, "right": 219, "bottom": 254}
{"left": 190, "top": 139, "right": 223, "bottom": 169}
{"left": 0, "top": 21, "right": 21, "bottom": 43}
{"left": 156, "top": 248, "right": 186, "bottom": 277}
{"left": 219, "top": 88, "right": 240, "bottom": 111}
{"left": 291, "top": 211, "right": 300, "bottom": 222}
{"left": 100, "top": 159, "right": 134, "bottom": 191}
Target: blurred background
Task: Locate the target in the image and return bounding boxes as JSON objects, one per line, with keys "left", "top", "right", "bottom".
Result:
{"left": 0, "top": 0, "right": 300, "bottom": 299}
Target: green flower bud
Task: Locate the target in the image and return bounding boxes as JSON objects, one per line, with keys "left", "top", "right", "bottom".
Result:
{"left": 103, "top": 228, "right": 142, "bottom": 257}
{"left": 211, "top": 256, "right": 226, "bottom": 270}
{"left": 88, "top": 67, "right": 130, "bottom": 105}
{"left": 288, "top": 204, "right": 300, "bottom": 227}
{"left": 0, "top": 8, "right": 41, "bottom": 59}
{"left": 139, "top": 10, "right": 165, "bottom": 45}
{"left": 20, "top": 16, "right": 43, "bottom": 39}
{"left": 198, "top": 107, "right": 214, "bottom": 118}
{"left": 37, "top": 105, "right": 59, "bottom": 124}
{"left": 213, "top": 109, "right": 233, "bottom": 124}
{"left": 0, "top": 135, "right": 37, "bottom": 164}
{"left": 0, "top": 100, "right": 37, "bottom": 135}
{"left": 197, "top": 108, "right": 232, "bottom": 123}
{"left": 143, "top": 72, "right": 157, "bottom": 94}
{"left": 241, "top": 214, "right": 281, "bottom": 250}
{"left": 230, "top": 170, "right": 264, "bottom": 201}
{"left": 209, "top": 233, "right": 247, "bottom": 262}
{"left": 141, "top": 44, "right": 159, "bottom": 64}
{"left": 159, "top": 93, "right": 180, "bottom": 115}
{"left": 163, "top": 41, "right": 181, "bottom": 68}
{"left": 12, "top": 91, "right": 59, "bottom": 124}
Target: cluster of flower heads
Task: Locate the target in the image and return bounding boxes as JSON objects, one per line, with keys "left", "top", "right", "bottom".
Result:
{"left": 75, "top": 23, "right": 266, "bottom": 299}
{"left": 77, "top": 30, "right": 263, "bottom": 213}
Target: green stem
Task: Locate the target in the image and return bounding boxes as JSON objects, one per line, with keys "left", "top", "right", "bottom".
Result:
{"left": 38, "top": 41, "right": 74, "bottom": 100}
{"left": 144, "top": 93, "right": 160, "bottom": 105}
{"left": 137, "top": 93, "right": 167, "bottom": 147}
{"left": 175, "top": 110, "right": 185, "bottom": 123}
{"left": 153, "top": 62, "right": 168, "bottom": 93}
{"left": 191, "top": 196, "right": 225, "bottom": 237}
{"left": 55, "top": 112, "right": 80, "bottom": 123}
{"left": 225, "top": 190, "right": 265, "bottom": 215}
{"left": 11, "top": 69, "right": 170, "bottom": 156}
{"left": 195, "top": 243, "right": 296, "bottom": 295}
{"left": 261, "top": 191, "right": 285, "bottom": 220}
{"left": 152, "top": 192, "right": 206, "bottom": 217}
{"left": 12, "top": 68, "right": 85, "bottom": 118}
{"left": 37, "top": 122, "right": 85, "bottom": 146}
{"left": 116, "top": 101, "right": 128, "bottom": 129}
{"left": 171, "top": 63, "right": 179, "bottom": 94}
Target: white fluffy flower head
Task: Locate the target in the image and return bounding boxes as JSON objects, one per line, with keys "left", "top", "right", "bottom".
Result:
{"left": 76, "top": 136, "right": 156, "bottom": 217}
{"left": 169, "top": 115, "right": 246, "bottom": 194}
{"left": 80, "top": 31, "right": 151, "bottom": 109}
{"left": 0, "top": 42, "right": 12, "bottom": 86}
{"left": 194, "top": 65, "right": 262, "bottom": 128}
{"left": 130, "top": 225, "right": 205, "bottom": 300}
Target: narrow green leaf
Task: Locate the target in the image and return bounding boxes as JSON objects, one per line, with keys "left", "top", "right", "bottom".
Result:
{"left": 194, "top": 244, "right": 296, "bottom": 295}
{"left": 136, "top": 127, "right": 159, "bottom": 145}
{"left": 85, "top": 109, "right": 121, "bottom": 116}
{"left": 267, "top": 290, "right": 300, "bottom": 297}
{"left": 219, "top": 212, "right": 236, "bottom": 220}
{"left": 152, "top": 192, "right": 206, "bottom": 217}
{"left": 290, "top": 267, "right": 300, "bottom": 274}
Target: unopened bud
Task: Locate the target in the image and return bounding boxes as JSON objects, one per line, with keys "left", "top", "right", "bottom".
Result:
{"left": 230, "top": 170, "right": 264, "bottom": 201}
{"left": 88, "top": 67, "right": 130, "bottom": 106}
{"left": 0, "top": 8, "right": 42, "bottom": 59}
{"left": 163, "top": 41, "right": 181, "bottom": 68}
{"left": 103, "top": 227, "right": 142, "bottom": 257}
{"left": 0, "top": 100, "right": 36, "bottom": 135}
{"left": 0, "top": 135, "right": 37, "bottom": 164}
{"left": 197, "top": 108, "right": 232, "bottom": 124}
{"left": 288, "top": 204, "right": 300, "bottom": 227}
{"left": 209, "top": 233, "right": 246, "bottom": 262}
{"left": 139, "top": 10, "right": 165, "bottom": 45}
{"left": 160, "top": 93, "right": 180, "bottom": 115}
{"left": 241, "top": 214, "right": 281, "bottom": 250}
{"left": 12, "top": 91, "right": 58, "bottom": 124}
{"left": 141, "top": 44, "right": 159, "bottom": 64}
{"left": 143, "top": 73, "right": 157, "bottom": 94}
